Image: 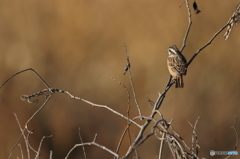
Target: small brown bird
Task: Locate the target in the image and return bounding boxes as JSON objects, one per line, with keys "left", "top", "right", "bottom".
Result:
{"left": 167, "top": 45, "right": 187, "bottom": 88}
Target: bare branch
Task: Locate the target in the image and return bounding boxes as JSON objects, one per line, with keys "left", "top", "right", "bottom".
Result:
{"left": 187, "top": 2, "right": 240, "bottom": 67}
{"left": 62, "top": 90, "right": 141, "bottom": 128}
{"left": 115, "top": 125, "right": 130, "bottom": 156}
{"left": 8, "top": 94, "right": 52, "bottom": 159}
{"left": 111, "top": 77, "right": 132, "bottom": 136}
{"left": 2, "top": 1, "right": 239, "bottom": 156}
{"left": 158, "top": 133, "right": 166, "bottom": 159}
{"left": 187, "top": 117, "right": 200, "bottom": 157}
{"left": 49, "top": 150, "right": 53, "bottom": 159}
{"left": 224, "top": 3, "right": 240, "bottom": 40}
{"left": 180, "top": 0, "right": 192, "bottom": 52}
{"left": 35, "top": 135, "right": 52, "bottom": 159}
{"left": 78, "top": 128, "right": 87, "bottom": 159}
{"left": 18, "top": 144, "right": 24, "bottom": 159}
{"left": 124, "top": 44, "right": 143, "bottom": 118}
{"left": 187, "top": 22, "right": 229, "bottom": 67}
{"left": 0, "top": 68, "right": 50, "bottom": 89}
{"left": 24, "top": 94, "right": 52, "bottom": 132}
{"left": 1, "top": 68, "right": 142, "bottom": 129}
{"left": 169, "top": 124, "right": 191, "bottom": 152}
{"left": 13, "top": 113, "right": 30, "bottom": 159}
{"left": 8, "top": 133, "right": 24, "bottom": 159}
{"left": 123, "top": 88, "right": 173, "bottom": 158}
{"left": 146, "top": 96, "right": 155, "bottom": 107}
{"left": 111, "top": 77, "right": 133, "bottom": 157}
{"left": 65, "top": 134, "right": 120, "bottom": 159}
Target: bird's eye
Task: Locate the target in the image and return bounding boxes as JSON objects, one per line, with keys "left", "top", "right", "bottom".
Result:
{"left": 169, "top": 49, "right": 176, "bottom": 54}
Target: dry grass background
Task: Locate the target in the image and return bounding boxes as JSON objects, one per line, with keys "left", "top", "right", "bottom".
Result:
{"left": 0, "top": 0, "right": 240, "bottom": 158}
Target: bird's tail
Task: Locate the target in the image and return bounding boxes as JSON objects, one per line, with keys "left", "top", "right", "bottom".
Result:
{"left": 175, "top": 76, "right": 184, "bottom": 88}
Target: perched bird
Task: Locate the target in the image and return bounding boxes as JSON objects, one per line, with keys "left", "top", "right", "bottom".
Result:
{"left": 167, "top": 45, "right": 187, "bottom": 88}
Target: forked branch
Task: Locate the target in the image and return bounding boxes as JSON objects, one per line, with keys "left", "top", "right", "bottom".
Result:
{"left": 187, "top": 3, "right": 240, "bottom": 67}
{"left": 65, "top": 134, "right": 120, "bottom": 159}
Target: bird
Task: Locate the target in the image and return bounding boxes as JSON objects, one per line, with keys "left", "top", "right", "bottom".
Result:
{"left": 167, "top": 45, "right": 187, "bottom": 88}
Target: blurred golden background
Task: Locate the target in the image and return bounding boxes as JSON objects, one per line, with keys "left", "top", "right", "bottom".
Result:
{"left": 0, "top": 0, "right": 239, "bottom": 158}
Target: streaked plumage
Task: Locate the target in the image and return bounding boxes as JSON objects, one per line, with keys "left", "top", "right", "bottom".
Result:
{"left": 167, "top": 45, "right": 187, "bottom": 88}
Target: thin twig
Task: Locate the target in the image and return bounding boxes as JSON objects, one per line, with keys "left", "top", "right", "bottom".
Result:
{"left": 24, "top": 94, "right": 52, "bottom": 132}
{"left": 132, "top": 132, "right": 155, "bottom": 149}
{"left": 187, "top": 2, "right": 240, "bottom": 66}
{"left": 0, "top": 68, "right": 50, "bottom": 89}
{"left": 27, "top": 130, "right": 37, "bottom": 153}
{"left": 8, "top": 130, "right": 24, "bottom": 159}
{"left": 187, "top": 22, "right": 230, "bottom": 67}
{"left": 180, "top": 0, "right": 192, "bottom": 52}
{"left": 18, "top": 144, "right": 24, "bottom": 159}
{"left": 129, "top": 118, "right": 170, "bottom": 158}
{"left": 49, "top": 150, "right": 53, "bottom": 159}
{"left": 35, "top": 135, "right": 52, "bottom": 159}
{"left": 224, "top": 3, "right": 240, "bottom": 40}
{"left": 186, "top": 120, "right": 195, "bottom": 155}
{"left": 64, "top": 91, "right": 141, "bottom": 128}
{"left": 157, "top": 118, "right": 171, "bottom": 159}
{"left": 187, "top": 117, "right": 200, "bottom": 157}
{"left": 78, "top": 128, "right": 87, "bottom": 159}
{"left": 115, "top": 124, "right": 130, "bottom": 156}
{"left": 8, "top": 95, "right": 52, "bottom": 158}
{"left": 146, "top": 96, "right": 155, "bottom": 107}
{"left": 13, "top": 113, "right": 31, "bottom": 159}
{"left": 111, "top": 77, "right": 133, "bottom": 158}
{"left": 65, "top": 134, "right": 120, "bottom": 159}
{"left": 124, "top": 44, "right": 143, "bottom": 119}
{"left": 193, "top": 117, "right": 200, "bottom": 156}
{"left": 1, "top": 68, "right": 141, "bottom": 129}
{"left": 169, "top": 124, "right": 191, "bottom": 152}
{"left": 158, "top": 133, "right": 166, "bottom": 159}
{"left": 123, "top": 87, "right": 173, "bottom": 158}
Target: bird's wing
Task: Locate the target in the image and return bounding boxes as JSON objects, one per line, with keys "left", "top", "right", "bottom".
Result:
{"left": 167, "top": 56, "right": 187, "bottom": 76}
